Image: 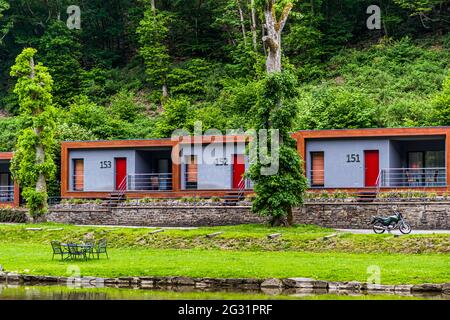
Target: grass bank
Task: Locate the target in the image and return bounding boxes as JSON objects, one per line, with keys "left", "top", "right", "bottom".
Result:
{"left": 0, "top": 223, "right": 448, "bottom": 254}
{"left": 0, "top": 223, "right": 448, "bottom": 285}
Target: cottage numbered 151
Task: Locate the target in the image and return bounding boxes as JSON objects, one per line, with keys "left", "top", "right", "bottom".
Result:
{"left": 1, "top": 127, "right": 449, "bottom": 207}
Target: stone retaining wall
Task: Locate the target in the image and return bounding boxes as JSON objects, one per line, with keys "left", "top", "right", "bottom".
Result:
{"left": 0, "top": 272, "right": 448, "bottom": 297}
{"left": 46, "top": 201, "right": 450, "bottom": 229}
{"left": 47, "top": 206, "right": 265, "bottom": 227}
{"left": 294, "top": 202, "right": 450, "bottom": 229}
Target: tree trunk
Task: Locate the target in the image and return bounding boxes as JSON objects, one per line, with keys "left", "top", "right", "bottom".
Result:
{"left": 250, "top": 0, "right": 258, "bottom": 51}
{"left": 271, "top": 215, "right": 288, "bottom": 227}
{"left": 262, "top": 0, "right": 293, "bottom": 73}
{"left": 162, "top": 82, "right": 169, "bottom": 99}
{"left": 237, "top": 0, "right": 247, "bottom": 46}
{"left": 151, "top": 0, "right": 156, "bottom": 12}
{"left": 287, "top": 207, "right": 293, "bottom": 226}
{"left": 34, "top": 127, "right": 48, "bottom": 213}
{"left": 29, "top": 56, "right": 48, "bottom": 214}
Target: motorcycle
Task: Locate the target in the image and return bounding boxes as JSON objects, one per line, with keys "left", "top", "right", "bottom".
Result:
{"left": 370, "top": 210, "right": 412, "bottom": 234}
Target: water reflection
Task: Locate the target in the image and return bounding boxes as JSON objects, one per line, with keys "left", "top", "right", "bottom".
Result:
{"left": 0, "top": 283, "right": 448, "bottom": 300}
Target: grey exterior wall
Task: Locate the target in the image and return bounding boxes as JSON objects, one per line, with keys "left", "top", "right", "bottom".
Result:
{"left": 306, "top": 138, "right": 390, "bottom": 188}
{"left": 305, "top": 137, "right": 446, "bottom": 188}
{"left": 69, "top": 149, "right": 136, "bottom": 191}
{"left": 180, "top": 142, "right": 248, "bottom": 190}
{"left": 389, "top": 141, "right": 402, "bottom": 169}
{"left": 69, "top": 142, "right": 250, "bottom": 192}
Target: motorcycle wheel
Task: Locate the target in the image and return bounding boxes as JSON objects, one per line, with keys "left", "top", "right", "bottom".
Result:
{"left": 399, "top": 222, "right": 412, "bottom": 234}
{"left": 373, "top": 222, "right": 385, "bottom": 234}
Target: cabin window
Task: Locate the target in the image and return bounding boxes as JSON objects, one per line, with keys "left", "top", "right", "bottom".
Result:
{"left": 185, "top": 155, "right": 198, "bottom": 189}
{"left": 425, "top": 151, "right": 445, "bottom": 168}
{"left": 408, "top": 152, "right": 424, "bottom": 169}
{"left": 73, "top": 159, "right": 84, "bottom": 191}
{"left": 408, "top": 151, "right": 444, "bottom": 168}
{"left": 311, "top": 152, "right": 324, "bottom": 187}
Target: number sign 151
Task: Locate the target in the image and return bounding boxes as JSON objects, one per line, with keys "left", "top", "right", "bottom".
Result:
{"left": 346, "top": 154, "right": 360, "bottom": 163}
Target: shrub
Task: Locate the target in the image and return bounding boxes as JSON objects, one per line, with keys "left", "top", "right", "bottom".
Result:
{"left": 209, "top": 196, "right": 222, "bottom": 203}
{"left": 319, "top": 190, "right": 330, "bottom": 199}
{"left": 0, "top": 208, "right": 28, "bottom": 223}
{"left": 331, "top": 190, "right": 349, "bottom": 199}
{"left": 179, "top": 196, "right": 195, "bottom": 203}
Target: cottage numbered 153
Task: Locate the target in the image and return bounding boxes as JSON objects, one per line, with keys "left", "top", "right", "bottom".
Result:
{"left": 2, "top": 126, "right": 450, "bottom": 207}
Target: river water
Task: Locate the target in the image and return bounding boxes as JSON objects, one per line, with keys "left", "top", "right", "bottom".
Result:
{"left": 0, "top": 284, "right": 448, "bottom": 300}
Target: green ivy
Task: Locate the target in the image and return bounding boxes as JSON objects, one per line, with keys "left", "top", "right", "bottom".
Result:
{"left": 248, "top": 71, "right": 308, "bottom": 226}
{"left": 10, "top": 48, "right": 57, "bottom": 217}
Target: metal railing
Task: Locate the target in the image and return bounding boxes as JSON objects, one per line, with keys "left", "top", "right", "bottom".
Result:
{"left": 0, "top": 185, "right": 14, "bottom": 202}
{"left": 127, "top": 173, "right": 173, "bottom": 191}
{"left": 183, "top": 172, "right": 253, "bottom": 190}
{"left": 378, "top": 168, "right": 446, "bottom": 187}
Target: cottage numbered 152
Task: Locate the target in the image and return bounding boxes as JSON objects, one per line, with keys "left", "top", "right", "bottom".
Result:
{"left": 1, "top": 126, "right": 449, "bottom": 207}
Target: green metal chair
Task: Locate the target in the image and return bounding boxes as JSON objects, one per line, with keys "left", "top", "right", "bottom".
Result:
{"left": 91, "top": 239, "right": 109, "bottom": 259}
{"left": 67, "top": 243, "right": 88, "bottom": 261}
{"left": 51, "top": 241, "right": 70, "bottom": 261}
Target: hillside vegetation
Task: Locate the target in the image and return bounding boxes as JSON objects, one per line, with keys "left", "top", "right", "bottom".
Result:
{"left": 0, "top": 1, "right": 448, "bottom": 189}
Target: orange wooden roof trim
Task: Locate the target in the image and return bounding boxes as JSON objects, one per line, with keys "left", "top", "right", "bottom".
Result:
{"left": 292, "top": 127, "right": 449, "bottom": 139}
{"left": 0, "top": 152, "right": 13, "bottom": 160}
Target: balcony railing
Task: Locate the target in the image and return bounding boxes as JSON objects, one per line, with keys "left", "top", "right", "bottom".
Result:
{"left": 127, "top": 173, "right": 173, "bottom": 191}
{"left": 182, "top": 172, "right": 253, "bottom": 190}
{"left": 0, "top": 185, "right": 14, "bottom": 202}
{"left": 379, "top": 168, "right": 446, "bottom": 187}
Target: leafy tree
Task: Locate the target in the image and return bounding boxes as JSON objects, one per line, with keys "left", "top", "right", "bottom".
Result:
{"left": 66, "top": 96, "right": 129, "bottom": 140}
{"left": 296, "top": 86, "right": 379, "bottom": 130}
{"left": 154, "top": 98, "right": 191, "bottom": 137}
{"left": 0, "top": 0, "right": 11, "bottom": 44}
{"left": 0, "top": 117, "right": 23, "bottom": 151}
{"left": 432, "top": 72, "right": 450, "bottom": 125}
{"left": 168, "top": 58, "right": 216, "bottom": 99}
{"left": 248, "top": 71, "right": 308, "bottom": 226}
{"left": 109, "top": 89, "right": 145, "bottom": 122}
{"left": 137, "top": 0, "right": 172, "bottom": 99}
{"left": 38, "top": 20, "right": 83, "bottom": 107}
{"left": 10, "top": 48, "right": 57, "bottom": 217}
{"left": 393, "top": 0, "right": 449, "bottom": 30}
{"left": 186, "top": 105, "right": 229, "bottom": 133}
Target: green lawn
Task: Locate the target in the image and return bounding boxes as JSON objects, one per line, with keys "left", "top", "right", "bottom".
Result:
{"left": 0, "top": 243, "right": 449, "bottom": 285}
{"left": 0, "top": 223, "right": 449, "bottom": 285}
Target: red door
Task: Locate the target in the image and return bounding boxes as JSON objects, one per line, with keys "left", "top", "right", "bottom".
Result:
{"left": 115, "top": 158, "right": 127, "bottom": 191}
{"left": 233, "top": 154, "right": 245, "bottom": 189}
{"left": 364, "top": 150, "right": 379, "bottom": 187}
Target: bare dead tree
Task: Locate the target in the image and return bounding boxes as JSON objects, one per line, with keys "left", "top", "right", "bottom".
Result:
{"left": 262, "top": 0, "right": 293, "bottom": 72}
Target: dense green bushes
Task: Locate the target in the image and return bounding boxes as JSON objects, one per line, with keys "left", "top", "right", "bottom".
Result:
{"left": 0, "top": 208, "right": 28, "bottom": 223}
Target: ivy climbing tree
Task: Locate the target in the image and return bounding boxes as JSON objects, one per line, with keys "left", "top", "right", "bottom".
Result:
{"left": 10, "top": 48, "right": 57, "bottom": 218}
{"left": 248, "top": 72, "right": 308, "bottom": 226}
{"left": 249, "top": 0, "right": 307, "bottom": 226}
